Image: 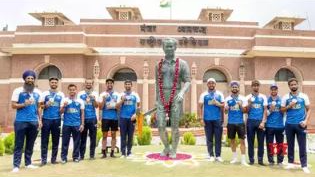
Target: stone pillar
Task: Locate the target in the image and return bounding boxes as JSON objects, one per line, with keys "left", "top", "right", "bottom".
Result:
{"left": 239, "top": 60, "right": 245, "bottom": 95}
{"left": 191, "top": 62, "right": 197, "bottom": 114}
{"left": 93, "top": 60, "right": 100, "bottom": 119}
{"left": 142, "top": 60, "right": 149, "bottom": 112}
{"left": 93, "top": 60, "right": 100, "bottom": 93}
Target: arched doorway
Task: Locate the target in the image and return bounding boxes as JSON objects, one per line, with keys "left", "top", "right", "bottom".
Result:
{"left": 112, "top": 68, "right": 138, "bottom": 93}
{"left": 274, "top": 68, "right": 296, "bottom": 96}
{"left": 202, "top": 69, "right": 229, "bottom": 96}
{"left": 37, "top": 65, "right": 62, "bottom": 91}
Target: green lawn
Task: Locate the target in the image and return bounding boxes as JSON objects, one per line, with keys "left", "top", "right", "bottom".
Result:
{"left": 0, "top": 145, "right": 314, "bottom": 177}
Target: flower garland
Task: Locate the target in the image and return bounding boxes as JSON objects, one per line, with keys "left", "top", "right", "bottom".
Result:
{"left": 158, "top": 58, "right": 180, "bottom": 119}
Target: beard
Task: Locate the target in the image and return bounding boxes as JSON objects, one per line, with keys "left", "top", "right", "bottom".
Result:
{"left": 24, "top": 82, "right": 35, "bottom": 93}
{"left": 290, "top": 87, "right": 298, "bottom": 92}
{"left": 232, "top": 90, "right": 238, "bottom": 94}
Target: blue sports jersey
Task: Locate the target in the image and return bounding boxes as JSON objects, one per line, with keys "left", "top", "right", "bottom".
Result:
{"left": 101, "top": 91, "right": 120, "bottom": 120}
{"left": 63, "top": 99, "right": 84, "bottom": 126}
{"left": 226, "top": 95, "right": 246, "bottom": 124}
{"left": 247, "top": 94, "right": 267, "bottom": 120}
{"left": 282, "top": 93, "right": 309, "bottom": 124}
{"left": 11, "top": 87, "right": 41, "bottom": 122}
{"left": 266, "top": 96, "right": 284, "bottom": 128}
{"left": 120, "top": 92, "right": 140, "bottom": 119}
{"left": 42, "top": 91, "right": 64, "bottom": 119}
{"left": 200, "top": 91, "right": 224, "bottom": 120}
{"left": 78, "top": 91, "right": 97, "bottom": 120}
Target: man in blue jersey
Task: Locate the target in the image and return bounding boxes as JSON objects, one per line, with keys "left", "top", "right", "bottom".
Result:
{"left": 117, "top": 80, "right": 141, "bottom": 157}
{"left": 39, "top": 76, "right": 64, "bottom": 165}
{"left": 225, "top": 81, "right": 249, "bottom": 166}
{"left": 265, "top": 83, "right": 284, "bottom": 166}
{"left": 246, "top": 80, "right": 267, "bottom": 166}
{"left": 99, "top": 78, "right": 120, "bottom": 158}
{"left": 60, "top": 84, "right": 85, "bottom": 163}
{"left": 198, "top": 78, "right": 224, "bottom": 162}
{"left": 11, "top": 70, "right": 42, "bottom": 172}
{"left": 281, "top": 78, "right": 311, "bottom": 174}
{"left": 78, "top": 79, "right": 98, "bottom": 160}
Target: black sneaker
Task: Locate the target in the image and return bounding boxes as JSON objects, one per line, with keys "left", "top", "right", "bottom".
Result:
{"left": 258, "top": 161, "right": 266, "bottom": 166}
{"left": 40, "top": 161, "right": 47, "bottom": 167}
{"left": 110, "top": 150, "right": 116, "bottom": 158}
{"left": 51, "top": 161, "right": 59, "bottom": 165}
{"left": 101, "top": 149, "right": 107, "bottom": 158}
{"left": 249, "top": 161, "right": 254, "bottom": 165}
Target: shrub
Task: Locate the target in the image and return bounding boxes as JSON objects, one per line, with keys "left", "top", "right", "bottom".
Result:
{"left": 181, "top": 132, "right": 196, "bottom": 145}
{"left": 225, "top": 135, "right": 240, "bottom": 147}
{"left": 48, "top": 135, "right": 52, "bottom": 150}
{"left": 168, "top": 133, "right": 172, "bottom": 144}
{"left": 179, "top": 113, "right": 202, "bottom": 128}
{"left": 0, "top": 137, "right": 5, "bottom": 156}
{"left": 96, "top": 128, "right": 103, "bottom": 147}
{"left": 4, "top": 132, "right": 15, "bottom": 154}
{"left": 137, "top": 126, "right": 152, "bottom": 145}
{"left": 133, "top": 136, "right": 138, "bottom": 146}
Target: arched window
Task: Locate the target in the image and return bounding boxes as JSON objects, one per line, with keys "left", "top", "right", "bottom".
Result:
{"left": 38, "top": 65, "right": 62, "bottom": 79}
{"left": 203, "top": 69, "right": 227, "bottom": 83}
{"left": 275, "top": 68, "right": 295, "bottom": 81}
{"left": 113, "top": 68, "right": 137, "bottom": 81}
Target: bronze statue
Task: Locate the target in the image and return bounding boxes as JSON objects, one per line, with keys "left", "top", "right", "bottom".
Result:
{"left": 155, "top": 38, "right": 191, "bottom": 158}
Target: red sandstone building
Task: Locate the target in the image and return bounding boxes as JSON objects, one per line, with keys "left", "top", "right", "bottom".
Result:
{"left": 1, "top": 7, "right": 315, "bottom": 131}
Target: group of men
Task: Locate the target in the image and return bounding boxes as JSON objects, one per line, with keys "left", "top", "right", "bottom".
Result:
{"left": 8, "top": 38, "right": 312, "bottom": 175}
{"left": 11, "top": 70, "right": 140, "bottom": 173}
{"left": 199, "top": 77, "right": 311, "bottom": 174}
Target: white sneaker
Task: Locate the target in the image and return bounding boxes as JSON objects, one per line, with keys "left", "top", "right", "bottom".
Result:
{"left": 126, "top": 154, "right": 134, "bottom": 159}
{"left": 284, "top": 163, "right": 295, "bottom": 170}
{"left": 120, "top": 155, "right": 126, "bottom": 158}
{"left": 208, "top": 156, "right": 215, "bottom": 162}
{"left": 302, "top": 167, "right": 311, "bottom": 174}
{"left": 216, "top": 157, "right": 224, "bottom": 162}
{"left": 11, "top": 167, "right": 19, "bottom": 173}
{"left": 26, "top": 164, "right": 38, "bottom": 169}
{"left": 230, "top": 158, "right": 238, "bottom": 164}
{"left": 241, "top": 161, "right": 250, "bottom": 167}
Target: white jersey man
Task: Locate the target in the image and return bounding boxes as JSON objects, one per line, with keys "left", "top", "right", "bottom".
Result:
{"left": 78, "top": 79, "right": 98, "bottom": 160}
{"left": 11, "top": 70, "right": 42, "bottom": 172}
{"left": 281, "top": 78, "right": 311, "bottom": 174}
{"left": 225, "top": 81, "right": 249, "bottom": 166}
{"left": 199, "top": 78, "right": 225, "bottom": 162}
{"left": 116, "top": 80, "right": 141, "bottom": 157}
{"left": 40, "top": 76, "right": 64, "bottom": 165}
{"left": 245, "top": 80, "right": 267, "bottom": 166}
{"left": 60, "top": 84, "right": 85, "bottom": 163}
{"left": 99, "top": 78, "right": 121, "bottom": 158}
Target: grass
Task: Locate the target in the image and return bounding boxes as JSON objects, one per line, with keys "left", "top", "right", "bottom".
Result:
{"left": 0, "top": 145, "right": 314, "bottom": 177}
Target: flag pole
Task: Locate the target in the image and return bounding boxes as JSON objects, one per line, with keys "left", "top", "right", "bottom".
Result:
{"left": 170, "top": 0, "right": 172, "bottom": 20}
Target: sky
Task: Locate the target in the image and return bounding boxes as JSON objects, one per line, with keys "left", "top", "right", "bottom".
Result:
{"left": 0, "top": 0, "right": 315, "bottom": 31}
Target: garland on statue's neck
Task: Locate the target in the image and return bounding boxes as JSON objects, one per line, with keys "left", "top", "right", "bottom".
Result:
{"left": 158, "top": 58, "right": 180, "bottom": 119}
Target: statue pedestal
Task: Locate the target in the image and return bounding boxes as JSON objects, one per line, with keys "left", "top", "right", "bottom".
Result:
{"left": 146, "top": 152, "right": 192, "bottom": 161}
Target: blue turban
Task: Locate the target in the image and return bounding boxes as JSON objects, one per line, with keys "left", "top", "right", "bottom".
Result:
{"left": 22, "top": 70, "right": 36, "bottom": 80}
{"left": 230, "top": 81, "right": 240, "bottom": 87}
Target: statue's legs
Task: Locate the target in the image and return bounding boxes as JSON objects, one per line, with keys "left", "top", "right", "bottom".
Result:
{"left": 169, "top": 104, "right": 181, "bottom": 159}
{"left": 157, "top": 106, "right": 170, "bottom": 156}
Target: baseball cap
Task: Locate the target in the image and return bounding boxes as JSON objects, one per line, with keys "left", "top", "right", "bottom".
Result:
{"left": 207, "top": 78, "right": 216, "bottom": 83}
{"left": 49, "top": 76, "right": 59, "bottom": 81}
{"left": 251, "top": 80, "right": 260, "bottom": 86}
{"left": 270, "top": 83, "right": 278, "bottom": 89}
